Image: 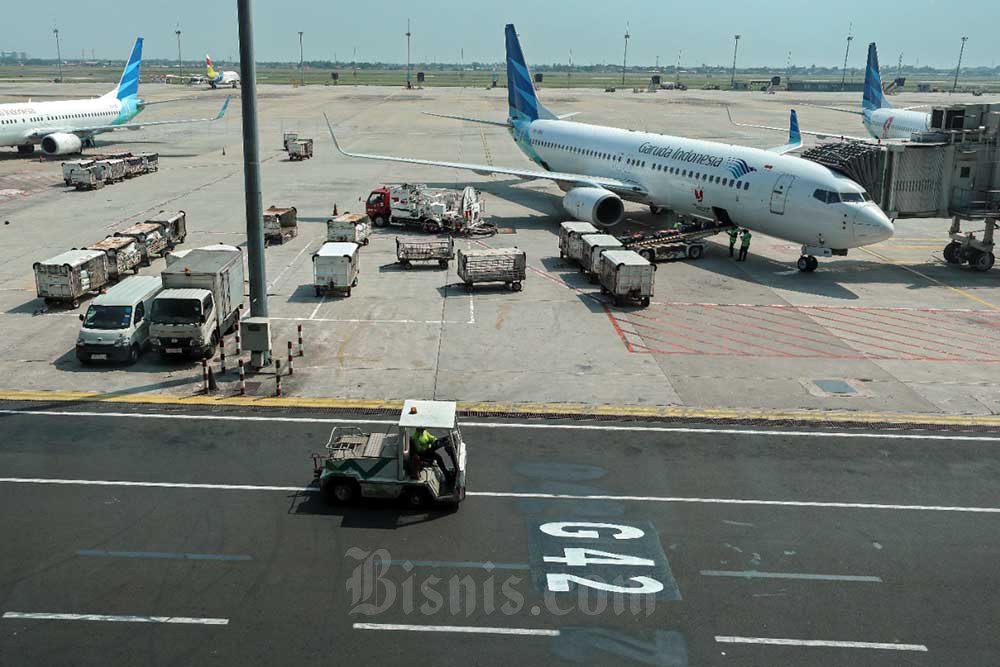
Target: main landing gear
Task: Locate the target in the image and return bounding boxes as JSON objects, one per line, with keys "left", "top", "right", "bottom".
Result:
{"left": 797, "top": 255, "right": 818, "bottom": 272}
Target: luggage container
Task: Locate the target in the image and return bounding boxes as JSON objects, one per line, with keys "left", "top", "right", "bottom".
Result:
{"left": 287, "top": 138, "right": 313, "bottom": 161}
{"left": 559, "top": 221, "right": 599, "bottom": 265}
{"left": 327, "top": 213, "right": 371, "bottom": 245}
{"left": 457, "top": 248, "right": 526, "bottom": 291}
{"left": 95, "top": 159, "right": 126, "bottom": 184}
{"left": 598, "top": 249, "right": 655, "bottom": 307}
{"left": 115, "top": 222, "right": 169, "bottom": 265}
{"left": 282, "top": 131, "right": 298, "bottom": 150}
{"left": 70, "top": 166, "right": 105, "bottom": 190}
{"left": 138, "top": 152, "right": 159, "bottom": 172}
{"left": 312, "top": 242, "right": 360, "bottom": 297}
{"left": 396, "top": 236, "right": 454, "bottom": 269}
{"left": 87, "top": 236, "right": 143, "bottom": 281}
{"left": 62, "top": 159, "right": 94, "bottom": 185}
{"left": 580, "top": 233, "right": 623, "bottom": 279}
{"left": 146, "top": 210, "right": 187, "bottom": 248}
{"left": 33, "top": 249, "right": 110, "bottom": 308}
{"left": 264, "top": 205, "right": 298, "bottom": 245}
{"left": 124, "top": 155, "right": 145, "bottom": 177}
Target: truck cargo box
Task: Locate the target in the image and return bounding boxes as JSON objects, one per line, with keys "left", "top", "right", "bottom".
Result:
{"left": 33, "top": 249, "right": 110, "bottom": 307}
{"left": 457, "top": 248, "right": 526, "bottom": 291}
{"left": 312, "top": 242, "right": 360, "bottom": 296}
{"left": 327, "top": 213, "right": 371, "bottom": 245}
{"left": 598, "top": 249, "right": 655, "bottom": 307}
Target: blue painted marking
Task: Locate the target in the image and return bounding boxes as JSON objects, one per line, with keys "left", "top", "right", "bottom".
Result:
{"left": 383, "top": 559, "right": 529, "bottom": 571}
{"left": 78, "top": 549, "right": 251, "bottom": 561}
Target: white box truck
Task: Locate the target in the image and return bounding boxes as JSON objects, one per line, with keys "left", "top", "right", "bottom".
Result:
{"left": 149, "top": 246, "right": 245, "bottom": 359}
{"left": 312, "top": 242, "right": 360, "bottom": 297}
{"left": 597, "top": 249, "right": 655, "bottom": 307}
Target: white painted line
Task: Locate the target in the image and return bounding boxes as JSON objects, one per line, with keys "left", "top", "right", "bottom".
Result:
{"left": 308, "top": 294, "right": 326, "bottom": 321}
{"left": 715, "top": 635, "right": 927, "bottom": 652}
{"left": 267, "top": 235, "right": 323, "bottom": 290}
{"left": 270, "top": 316, "right": 467, "bottom": 325}
{"left": 1, "top": 477, "right": 998, "bottom": 514}
{"left": 1, "top": 408, "right": 999, "bottom": 442}
{"left": 3, "top": 612, "right": 229, "bottom": 626}
{"left": 700, "top": 570, "right": 882, "bottom": 582}
{"left": 354, "top": 622, "right": 559, "bottom": 637}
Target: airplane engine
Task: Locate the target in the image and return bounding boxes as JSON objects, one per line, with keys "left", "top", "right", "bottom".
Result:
{"left": 562, "top": 187, "right": 625, "bottom": 228}
{"left": 41, "top": 132, "right": 83, "bottom": 156}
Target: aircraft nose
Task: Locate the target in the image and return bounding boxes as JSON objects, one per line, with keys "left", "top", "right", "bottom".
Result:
{"left": 855, "top": 206, "right": 894, "bottom": 244}
{"left": 870, "top": 207, "right": 894, "bottom": 242}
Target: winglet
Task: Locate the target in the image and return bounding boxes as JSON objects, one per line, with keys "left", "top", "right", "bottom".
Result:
{"left": 323, "top": 112, "right": 349, "bottom": 156}
{"left": 789, "top": 109, "right": 801, "bottom": 145}
{"left": 216, "top": 96, "right": 232, "bottom": 120}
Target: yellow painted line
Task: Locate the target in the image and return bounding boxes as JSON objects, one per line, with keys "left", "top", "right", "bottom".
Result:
{"left": 859, "top": 247, "right": 1000, "bottom": 313}
{"left": 0, "top": 390, "right": 998, "bottom": 427}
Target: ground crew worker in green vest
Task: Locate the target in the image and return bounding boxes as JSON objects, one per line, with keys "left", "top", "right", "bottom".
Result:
{"left": 737, "top": 228, "right": 752, "bottom": 261}
{"left": 411, "top": 427, "right": 437, "bottom": 456}
{"left": 409, "top": 427, "right": 456, "bottom": 486}
{"left": 728, "top": 227, "right": 739, "bottom": 257}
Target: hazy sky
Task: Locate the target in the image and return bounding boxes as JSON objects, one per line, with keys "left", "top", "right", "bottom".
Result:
{"left": 7, "top": 0, "right": 999, "bottom": 68}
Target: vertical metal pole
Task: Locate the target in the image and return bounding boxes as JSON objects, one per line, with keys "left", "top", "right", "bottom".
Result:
{"left": 287, "top": 341, "right": 294, "bottom": 375}
{"left": 840, "top": 23, "right": 853, "bottom": 90}
{"left": 53, "top": 28, "right": 63, "bottom": 83}
{"left": 275, "top": 360, "right": 282, "bottom": 396}
{"left": 406, "top": 19, "right": 411, "bottom": 88}
{"left": 237, "top": 0, "right": 270, "bottom": 367}
{"left": 298, "top": 31, "right": 304, "bottom": 86}
{"left": 621, "top": 28, "right": 629, "bottom": 86}
{"left": 952, "top": 36, "right": 968, "bottom": 93}
{"left": 730, "top": 35, "right": 740, "bottom": 89}
{"left": 175, "top": 28, "right": 182, "bottom": 80}
{"left": 239, "top": 358, "right": 246, "bottom": 395}
{"left": 202, "top": 358, "right": 209, "bottom": 393}
{"left": 297, "top": 324, "right": 303, "bottom": 356}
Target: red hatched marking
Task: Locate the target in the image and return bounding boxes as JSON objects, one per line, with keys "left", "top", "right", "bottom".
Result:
{"left": 605, "top": 303, "right": 1000, "bottom": 362}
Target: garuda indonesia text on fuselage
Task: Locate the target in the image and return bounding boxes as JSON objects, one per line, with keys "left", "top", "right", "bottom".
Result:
{"left": 0, "top": 37, "right": 230, "bottom": 157}
{"left": 325, "top": 24, "right": 893, "bottom": 272}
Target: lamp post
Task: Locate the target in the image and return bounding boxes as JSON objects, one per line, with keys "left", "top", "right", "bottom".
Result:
{"left": 840, "top": 23, "right": 854, "bottom": 90}
{"left": 730, "top": 34, "right": 740, "bottom": 89}
{"left": 952, "top": 36, "right": 968, "bottom": 93}
{"left": 53, "top": 28, "right": 63, "bottom": 83}
{"left": 405, "top": 19, "right": 411, "bottom": 88}
{"left": 298, "top": 31, "right": 304, "bottom": 86}
{"left": 175, "top": 27, "right": 182, "bottom": 79}
{"left": 621, "top": 26, "right": 630, "bottom": 86}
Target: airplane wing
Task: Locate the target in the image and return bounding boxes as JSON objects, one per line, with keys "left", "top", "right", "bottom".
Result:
{"left": 421, "top": 112, "right": 510, "bottom": 127}
{"left": 26, "top": 97, "right": 231, "bottom": 139}
{"left": 726, "top": 106, "right": 870, "bottom": 144}
{"left": 324, "top": 113, "right": 646, "bottom": 195}
{"left": 798, "top": 102, "right": 864, "bottom": 116}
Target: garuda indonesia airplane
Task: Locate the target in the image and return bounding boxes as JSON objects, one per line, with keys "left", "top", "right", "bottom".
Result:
{"left": 326, "top": 24, "right": 893, "bottom": 272}
{"left": 0, "top": 37, "right": 229, "bottom": 156}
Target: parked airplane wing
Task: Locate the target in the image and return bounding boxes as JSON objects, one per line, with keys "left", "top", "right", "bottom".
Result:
{"left": 421, "top": 112, "right": 510, "bottom": 127}
{"left": 28, "top": 97, "right": 231, "bottom": 139}
{"left": 726, "top": 106, "right": 869, "bottom": 144}
{"left": 324, "top": 113, "right": 646, "bottom": 195}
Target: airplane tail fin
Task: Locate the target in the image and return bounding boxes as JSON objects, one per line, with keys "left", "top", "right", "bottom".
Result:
{"left": 505, "top": 24, "right": 556, "bottom": 122}
{"left": 206, "top": 54, "right": 218, "bottom": 79}
{"left": 863, "top": 42, "right": 890, "bottom": 112}
{"left": 102, "top": 38, "right": 142, "bottom": 101}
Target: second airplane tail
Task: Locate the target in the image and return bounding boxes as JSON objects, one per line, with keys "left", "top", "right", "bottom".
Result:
{"left": 863, "top": 42, "right": 890, "bottom": 113}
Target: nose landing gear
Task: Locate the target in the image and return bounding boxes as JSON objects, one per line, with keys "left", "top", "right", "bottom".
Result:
{"left": 797, "top": 255, "right": 818, "bottom": 272}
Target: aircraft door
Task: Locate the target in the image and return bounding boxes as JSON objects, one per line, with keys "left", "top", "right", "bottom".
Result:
{"left": 769, "top": 174, "right": 796, "bottom": 214}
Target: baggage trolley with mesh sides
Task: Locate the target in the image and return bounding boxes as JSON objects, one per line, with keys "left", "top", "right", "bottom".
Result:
{"left": 396, "top": 236, "right": 454, "bottom": 269}
{"left": 457, "top": 248, "right": 526, "bottom": 291}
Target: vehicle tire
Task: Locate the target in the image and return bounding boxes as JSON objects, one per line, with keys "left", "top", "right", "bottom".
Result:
{"left": 687, "top": 245, "right": 704, "bottom": 260}
{"left": 314, "top": 286, "right": 321, "bottom": 297}
{"left": 352, "top": 277, "right": 358, "bottom": 287}
{"left": 345, "top": 287, "right": 352, "bottom": 297}
{"left": 807, "top": 256, "right": 819, "bottom": 272}
{"left": 232, "top": 82, "right": 238, "bottom": 89}
{"left": 323, "top": 478, "right": 358, "bottom": 504}
{"left": 363, "top": 238, "right": 370, "bottom": 246}
{"left": 640, "top": 250, "right": 654, "bottom": 262}
{"left": 944, "top": 242, "right": 962, "bottom": 264}
{"left": 797, "top": 256, "right": 811, "bottom": 272}
{"left": 438, "top": 259, "right": 448, "bottom": 268}
{"left": 512, "top": 281, "right": 522, "bottom": 292}
{"left": 401, "top": 486, "right": 432, "bottom": 509}
{"left": 401, "top": 260, "right": 411, "bottom": 269}
{"left": 641, "top": 297, "right": 650, "bottom": 307}
{"left": 127, "top": 344, "right": 141, "bottom": 365}
{"left": 971, "top": 251, "right": 995, "bottom": 272}
{"left": 374, "top": 216, "right": 387, "bottom": 228}
{"left": 71, "top": 300, "right": 80, "bottom": 309}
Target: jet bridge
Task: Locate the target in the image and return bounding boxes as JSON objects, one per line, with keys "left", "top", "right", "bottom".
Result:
{"left": 802, "top": 103, "right": 1000, "bottom": 271}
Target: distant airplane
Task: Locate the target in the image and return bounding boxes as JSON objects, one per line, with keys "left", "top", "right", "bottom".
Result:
{"left": 0, "top": 37, "right": 230, "bottom": 156}
{"left": 206, "top": 55, "right": 240, "bottom": 89}
{"left": 326, "top": 24, "right": 892, "bottom": 272}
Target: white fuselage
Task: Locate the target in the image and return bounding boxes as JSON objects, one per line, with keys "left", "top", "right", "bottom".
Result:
{"left": 0, "top": 95, "right": 133, "bottom": 148}
{"left": 863, "top": 107, "right": 930, "bottom": 140}
{"left": 210, "top": 71, "right": 240, "bottom": 88}
{"left": 519, "top": 119, "right": 893, "bottom": 250}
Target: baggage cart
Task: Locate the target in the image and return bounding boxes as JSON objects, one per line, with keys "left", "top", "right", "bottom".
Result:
{"left": 33, "top": 249, "right": 110, "bottom": 308}
{"left": 71, "top": 166, "right": 105, "bottom": 190}
{"left": 264, "top": 206, "right": 298, "bottom": 245}
{"left": 559, "top": 221, "right": 599, "bottom": 265}
{"left": 62, "top": 159, "right": 94, "bottom": 185}
{"left": 312, "top": 242, "right": 360, "bottom": 297}
{"left": 396, "top": 236, "right": 454, "bottom": 269}
{"left": 146, "top": 210, "right": 187, "bottom": 248}
{"left": 115, "top": 222, "right": 169, "bottom": 265}
{"left": 282, "top": 131, "right": 298, "bottom": 150}
{"left": 580, "top": 233, "right": 623, "bottom": 280}
{"left": 327, "top": 213, "right": 371, "bottom": 245}
{"left": 457, "top": 248, "right": 526, "bottom": 291}
{"left": 287, "top": 138, "right": 313, "bottom": 161}
{"left": 138, "top": 152, "right": 159, "bottom": 172}
{"left": 124, "top": 155, "right": 145, "bottom": 177}
{"left": 87, "top": 236, "right": 143, "bottom": 281}
{"left": 598, "top": 249, "right": 655, "bottom": 307}
{"left": 95, "top": 159, "right": 126, "bottom": 184}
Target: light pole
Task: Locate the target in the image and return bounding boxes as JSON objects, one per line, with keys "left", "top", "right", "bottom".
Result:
{"left": 730, "top": 34, "right": 740, "bottom": 89}
{"left": 405, "top": 19, "right": 412, "bottom": 88}
{"left": 840, "top": 23, "right": 853, "bottom": 90}
{"left": 952, "top": 36, "right": 968, "bottom": 93}
{"left": 175, "top": 27, "right": 182, "bottom": 80}
{"left": 568, "top": 49, "right": 572, "bottom": 84}
{"left": 298, "top": 31, "right": 304, "bottom": 86}
{"left": 52, "top": 27, "right": 63, "bottom": 82}
{"left": 621, "top": 25, "right": 630, "bottom": 86}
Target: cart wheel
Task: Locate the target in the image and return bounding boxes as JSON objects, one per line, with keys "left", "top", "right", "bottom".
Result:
{"left": 612, "top": 295, "right": 621, "bottom": 307}
{"left": 464, "top": 282, "right": 473, "bottom": 292}
{"left": 345, "top": 287, "right": 352, "bottom": 297}
{"left": 641, "top": 297, "right": 650, "bottom": 307}
{"left": 687, "top": 244, "right": 704, "bottom": 260}
{"left": 314, "top": 286, "right": 321, "bottom": 297}
{"left": 352, "top": 278, "right": 358, "bottom": 287}
{"left": 438, "top": 259, "right": 448, "bottom": 268}
{"left": 402, "top": 486, "right": 432, "bottom": 509}
{"left": 71, "top": 300, "right": 80, "bottom": 309}
{"left": 323, "top": 478, "right": 359, "bottom": 504}
{"left": 133, "top": 266, "right": 140, "bottom": 274}
{"left": 401, "top": 260, "right": 411, "bottom": 269}
{"left": 374, "top": 216, "right": 387, "bottom": 228}
{"left": 363, "top": 238, "right": 370, "bottom": 246}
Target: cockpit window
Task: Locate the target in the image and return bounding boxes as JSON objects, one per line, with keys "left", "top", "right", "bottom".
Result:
{"left": 840, "top": 192, "right": 865, "bottom": 203}
{"left": 814, "top": 189, "right": 871, "bottom": 204}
